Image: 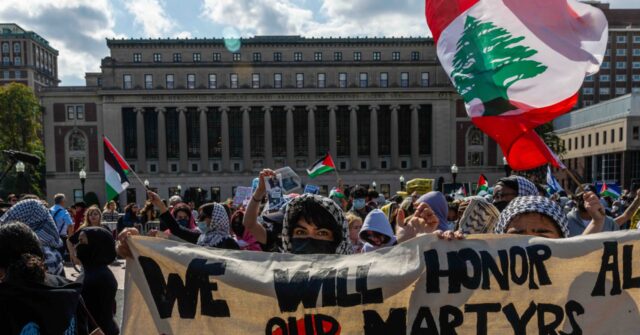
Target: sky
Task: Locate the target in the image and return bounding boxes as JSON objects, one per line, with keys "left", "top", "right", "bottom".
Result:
{"left": 0, "top": 0, "right": 638, "bottom": 86}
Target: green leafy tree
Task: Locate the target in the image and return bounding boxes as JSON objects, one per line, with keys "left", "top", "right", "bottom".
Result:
{"left": 451, "top": 15, "right": 548, "bottom": 116}
{"left": 0, "top": 83, "right": 45, "bottom": 197}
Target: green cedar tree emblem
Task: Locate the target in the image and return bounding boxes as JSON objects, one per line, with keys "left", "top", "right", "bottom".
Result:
{"left": 451, "top": 15, "right": 548, "bottom": 116}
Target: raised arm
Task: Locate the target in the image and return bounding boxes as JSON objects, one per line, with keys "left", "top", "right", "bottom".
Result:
{"left": 614, "top": 189, "right": 640, "bottom": 226}
{"left": 147, "top": 191, "right": 200, "bottom": 244}
{"left": 583, "top": 192, "right": 607, "bottom": 235}
{"left": 243, "top": 169, "right": 275, "bottom": 244}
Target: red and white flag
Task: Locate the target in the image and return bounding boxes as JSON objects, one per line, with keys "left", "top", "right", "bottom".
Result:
{"left": 426, "top": 0, "right": 607, "bottom": 170}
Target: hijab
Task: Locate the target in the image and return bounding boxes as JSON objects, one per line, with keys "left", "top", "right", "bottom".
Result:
{"left": 76, "top": 227, "right": 116, "bottom": 268}
{"left": 197, "top": 203, "right": 233, "bottom": 247}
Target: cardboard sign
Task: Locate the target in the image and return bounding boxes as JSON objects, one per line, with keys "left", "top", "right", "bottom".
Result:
{"left": 232, "top": 186, "right": 252, "bottom": 207}
{"left": 406, "top": 178, "right": 434, "bottom": 195}
{"left": 304, "top": 184, "right": 320, "bottom": 195}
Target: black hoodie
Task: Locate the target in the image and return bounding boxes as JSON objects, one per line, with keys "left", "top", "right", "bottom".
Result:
{"left": 0, "top": 274, "right": 87, "bottom": 335}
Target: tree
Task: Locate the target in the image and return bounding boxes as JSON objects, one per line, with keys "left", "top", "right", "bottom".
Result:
{"left": 451, "top": 15, "right": 547, "bottom": 116}
{"left": 0, "top": 83, "right": 45, "bottom": 197}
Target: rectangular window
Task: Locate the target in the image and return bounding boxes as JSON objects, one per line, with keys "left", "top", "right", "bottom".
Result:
{"left": 411, "top": 51, "right": 420, "bottom": 61}
{"left": 230, "top": 73, "right": 238, "bottom": 88}
{"left": 373, "top": 51, "right": 381, "bottom": 61}
{"left": 634, "top": 36, "right": 640, "bottom": 43}
{"left": 600, "top": 74, "right": 610, "bottom": 82}
{"left": 596, "top": 132, "right": 599, "bottom": 145}
{"left": 634, "top": 127, "right": 639, "bottom": 140}
{"left": 213, "top": 52, "right": 221, "bottom": 62}
{"left": 611, "top": 129, "right": 615, "bottom": 143}
{"left": 353, "top": 51, "right": 361, "bottom": 61}
{"left": 633, "top": 49, "right": 640, "bottom": 56}
{"left": 166, "top": 74, "right": 174, "bottom": 89}
{"left": 421, "top": 72, "right": 430, "bottom": 87}
{"left": 144, "top": 74, "right": 153, "bottom": 89}
{"left": 252, "top": 73, "right": 260, "bottom": 88}
{"left": 294, "top": 52, "right": 303, "bottom": 61}
{"left": 339, "top": 72, "right": 347, "bottom": 88}
{"left": 602, "top": 61, "right": 610, "bottom": 69}
{"left": 633, "top": 75, "right": 640, "bottom": 82}
{"left": 603, "top": 131, "right": 607, "bottom": 144}
{"left": 2, "top": 57, "right": 9, "bottom": 65}
{"left": 208, "top": 74, "right": 217, "bottom": 89}
{"left": 359, "top": 72, "right": 368, "bottom": 87}
{"left": 616, "top": 87, "right": 627, "bottom": 95}
{"left": 314, "top": 52, "right": 322, "bottom": 61}
{"left": 123, "top": 74, "right": 132, "bottom": 89}
{"left": 153, "top": 53, "right": 162, "bottom": 62}
{"left": 133, "top": 53, "right": 141, "bottom": 62}
{"left": 380, "top": 72, "right": 388, "bottom": 88}
{"left": 173, "top": 53, "right": 182, "bottom": 62}
{"left": 617, "top": 36, "right": 627, "bottom": 43}
{"left": 616, "top": 74, "right": 626, "bottom": 82}
{"left": 273, "top": 52, "right": 282, "bottom": 62}
{"left": 193, "top": 53, "right": 201, "bottom": 62}
{"left": 233, "top": 53, "right": 241, "bottom": 61}
{"left": 632, "top": 62, "right": 640, "bottom": 69}
{"left": 620, "top": 127, "right": 624, "bottom": 142}
{"left": 588, "top": 134, "right": 592, "bottom": 147}
{"left": 75, "top": 105, "right": 84, "bottom": 120}
{"left": 67, "top": 106, "right": 75, "bottom": 120}
{"left": 296, "top": 73, "right": 304, "bottom": 88}
{"left": 13, "top": 57, "right": 21, "bottom": 66}
{"left": 616, "top": 61, "right": 626, "bottom": 69}
{"left": 317, "top": 73, "right": 326, "bottom": 88}
{"left": 186, "top": 74, "right": 196, "bottom": 89}
{"left": 581, "top": 136, "right": 584, "bottom": 149}
{"left": 401, "top": 72, "right": 409, "bottom": 87}
{"left": 334, "top": 52, "right": 342, "bottom": 61}
{"left": 585, "top": 75, "right": 594, "bottom": 82}
{"left": 582, "top": 87, "right": 594, "bottom": 95}
{"left": 253, "top": 52, "right": 262, "bottom": 62}
{"left": 600, "top": 87, "right": 610, "bottom": 95}
{"left": 392, "top": 51, "right": 400, "bottom": 61}
{"left": 274, "top": 73, "right": 282, "bottom": 88}
{"left": 617, "top": 49, "right": 627, "bottom": 56}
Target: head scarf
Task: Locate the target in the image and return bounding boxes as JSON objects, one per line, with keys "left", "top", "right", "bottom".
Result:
{"left": 282, "top": 194, "right": 353, "bottom": 255}
{"left": 416, "top": 191, "right": 449, "bottom": 231}
{"left": 77, "top": 227, "right": 116, "bottom": 267}
{"left": 0, "top": 199, "right": 61, "bottom": 249}
{"left": 457, "top": 196, "right": 500, "bottom": 234}
{"left": 495, "top": 196, "right": 570, "bottom": 237}
{"left": 197, "top": 203, "right": 233, "bottom": 247}
{"left": 498, "top": 176, "right": 538, "bottom": 197}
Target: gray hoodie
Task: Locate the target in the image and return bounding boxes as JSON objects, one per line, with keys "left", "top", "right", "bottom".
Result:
{"left": 566, "top": 208, "right": 619, "bottom": 237}
{"left": 359, "top": 209, "right": 397, "bottom": 253}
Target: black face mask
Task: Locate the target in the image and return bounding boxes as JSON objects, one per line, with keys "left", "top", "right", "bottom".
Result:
{"left": 291, "top": 238, "right": 336, "bottom": 255}
{"left": 493, "top": 201, "right": 509, "bottom": 212}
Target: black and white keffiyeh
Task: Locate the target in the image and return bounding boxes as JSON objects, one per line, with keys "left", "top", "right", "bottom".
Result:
{"left": 515, "top": 176, "right": 539, "bottom": 197}
{"left": 495, "top": 196, "right": 569, "bottom": 237}
{"left": 197, "top": 203, "right": 233, "bottom": 247}
{"left": 457, "top": 196, "right": 500, "bottom": 234}
{"left": 0, "top": 199, "right": 62, "bottom": 249}
{"left": 282, "top": 194, "right": 353, "bottom": 255}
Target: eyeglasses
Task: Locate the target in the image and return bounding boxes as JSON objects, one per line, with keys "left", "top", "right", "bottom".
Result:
{"left": 493, "top": 192, "right": 517, "bottom": 200}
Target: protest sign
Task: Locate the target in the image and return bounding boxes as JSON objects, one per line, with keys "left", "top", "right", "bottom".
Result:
{"left": 123, "top": 231, "right": 640, "bottom": 334}
{"left": 406, "top": 178, "right": 434, "bottom": 195}
{"left": 304, "top": 184, "right": 320, "bottom": 195}
{"left": 233, "top": 186, "right": 252, "bottom": 207}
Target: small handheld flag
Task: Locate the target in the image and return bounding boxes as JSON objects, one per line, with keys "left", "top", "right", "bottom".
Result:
{"left": 104, "top": 136, "right": 131, "bottom": 201}
{"left": 307, "top": 153, "right": 336, "bottom": 179}
{"left": 476, "top": 174, "right": 489, "bottom": 194}
{"left": 546, "top": 166, "right": 564, "bottom": 195}
{"left": 600, "top": 181, "right": 620, "bottom": 200}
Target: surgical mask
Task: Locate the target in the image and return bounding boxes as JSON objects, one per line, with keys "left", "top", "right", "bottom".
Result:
{"left": 291, "top": 238, "right": 336, "bottom": 254}
{"left": 177, "top": 219, "right": 190, "bottom": 228}
{"left": 493, "top": 201, "right": 509, "bottom": 212}
{"left": 353, "top": 198, "right": 366, "bottom": 210}
{"left": 197, "top": 222, "right": 209, "bottom": 233}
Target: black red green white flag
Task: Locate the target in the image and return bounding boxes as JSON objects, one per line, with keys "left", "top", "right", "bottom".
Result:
{"left": 104, "top": 136, "right": 131, "bottom": 200}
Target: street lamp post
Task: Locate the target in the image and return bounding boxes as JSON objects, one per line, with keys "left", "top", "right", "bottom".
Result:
{"left": 144, "top": 179, "right": 150, "bottom": 189}
{"left": 372, "top": 181, "right": 377, "bottom": 191}
{"left": 176, "top": 184, "right": 182, "bottom": 196}
{"left": 79, "top": 169, "right": 87, "bottom": 201}
{"left": 15, "top": 161, "right": 25, "bottom": 195}
{"left": 399, "top": 175, "right": 405, "bottom": 192}
{"left": 451, "top": 164, "right": 459, "bottom": 185}
{"left": 503, "top": 157, "right": 511, "bottom": 177}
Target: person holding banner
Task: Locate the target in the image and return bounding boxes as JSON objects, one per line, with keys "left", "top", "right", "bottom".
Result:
{"left": 492, "top": 176, "right": 539, "bottom": 212}
{"left": 495, "top": 196, "right": 570, "bottom": 238}
{"left": 359, "top": 209, "right": 397, "bottom": 253}
{"left": 396, "top": 191, "right": 449, "bottom": 243}
{"left": 455, "top": 196, "right": 500, "bottom": 234}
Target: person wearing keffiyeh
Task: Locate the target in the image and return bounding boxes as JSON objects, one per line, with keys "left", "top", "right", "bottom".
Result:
{"left": 495, "top": 196, "right": 570, "bottom": 238}
{"left": 492, "top": 176, "right": 539, "bottom": 212}
{"left": 0, "top": 199, "right": 64, "bottom": 276}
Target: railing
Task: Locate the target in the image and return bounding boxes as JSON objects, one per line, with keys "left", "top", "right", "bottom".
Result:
{"left": 101, "top": 220, "right": 160, "bottom": 235}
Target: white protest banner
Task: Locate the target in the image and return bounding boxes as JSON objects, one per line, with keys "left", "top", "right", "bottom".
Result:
{"left": 233, "top": 187, "right": 252, "bottom": 207}
{"left": 122, "top": 231, "right": 640, "bottom": 334}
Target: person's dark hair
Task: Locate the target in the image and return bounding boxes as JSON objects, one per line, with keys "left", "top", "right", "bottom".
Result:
{"left": 0, "top": 222, "right": 43, "bottom": 269}
{"left": 221, "top": 203, "right": 233, "bottom": 221}
{"left": 198, "top": 203, "right": 215, "bottom": 221}
{"left": 351, "top": 186, "right": 368, "bottom": 199}
{"left": 445, "top": 194, "right": 454, "bottom": 202}
{"left": 74, "top": 201, "right": 87, "bottom": 209}
{"left": 287, "top": 197, "right": 342, "bottom": 246}
{"left": 448, "top": 202, "right": 459, "bottom": 212}
{"left": 230, "top": 210, "right": 245, "bottom": 236}
{"left": 124, "top": 203, "right": 138, "bottom": 216}
{"left": 497, "top": 177, "right": 519, "bottom": 193}
{"left": 139, "top": 201, "right": 155, "bottom": 218}
{"left": 535, "top": 184, "right": 548, "bottom": 197}
{"left": 367, "top": 189, "right": 379, "bottom": 199}
{"left": 6, "top": 253, "right": 45, "bottom": 283}
{"left": 19, "top": 194, "right": 39, "bottom": 201}
{"left": 173, "top": 203, "right": 192, "bottom": 219}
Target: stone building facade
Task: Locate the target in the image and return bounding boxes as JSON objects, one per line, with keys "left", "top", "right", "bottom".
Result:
{"left": 40, "top": 36, "right": 504, "bottom": 204}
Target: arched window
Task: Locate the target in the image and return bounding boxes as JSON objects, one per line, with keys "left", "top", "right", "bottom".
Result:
{"left": 13, "top": 42, "right": 20, "bottom": 53}
{"left": 68, "top": 131, "right": 87, "bottom": 172}
{"left": 1, "top": 42, "right": 8, "bottom": 53}
{"left": 466, "top": 126, "right": 485, "bottom": 166}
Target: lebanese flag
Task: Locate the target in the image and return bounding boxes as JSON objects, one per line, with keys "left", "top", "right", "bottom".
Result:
{"left": 307, "top": 153, "right": 336, "bottom": 178}
{"left": 426, "top": 0, "right": 607, "bottom": 170}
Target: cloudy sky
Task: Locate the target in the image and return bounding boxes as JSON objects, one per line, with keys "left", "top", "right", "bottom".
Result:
{"left": 0, "top": 0, "right": 637, "bottom": 86}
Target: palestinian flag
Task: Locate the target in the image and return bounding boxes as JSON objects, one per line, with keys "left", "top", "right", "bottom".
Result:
{"left": 307, "top": 153, "right": 336, "bottom": 178}
{"left": 600, "top": 182, "right": 620, "bottom": 200}
{"left": 426, "top": 0, "right": 607, "bottom": 170}
{"left": 104, "top": 136, "right": 131, "bottom": 200}
{"left": 476, "top": 174, "right": 489, "bottom": 194}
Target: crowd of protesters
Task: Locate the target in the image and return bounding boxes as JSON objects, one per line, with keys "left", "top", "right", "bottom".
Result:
{"left": 1, "top": 169, "right": 640, "bottom": 334}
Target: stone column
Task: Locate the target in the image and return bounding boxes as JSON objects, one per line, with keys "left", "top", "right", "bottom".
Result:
{"left": 135, "top": 107, "right": 146, "bottom": 173}
{"left": 156, "top": 107, "right": 167, "bottom": 173}
{"left": 328, "top": 105, "right": 337, "bottom": 159}
{"left": 391, "top": 105, "right": 400, "bottom": 169}
{"left": 410, "top": 104, "right": 420, "bottom": 169}
{"left": 177, "top": 107, "right": 188, "bottom": 172}
{"left": 349, "top": 105, "right": 359, "bottom": 170}
{"left": 263, "top": 106, "right": 274, "bottom": 168}
{"left": 307, "top": 105, "right": 317, "bottom": 163}
{"left": 285, "top": 106, "right": 295, "bottom": 167}
{"left": 199, "top": 107, "right": 209, "bottom": 173}
{"left": 241, "top": 106, "right": 251, "bottom": 172}
{"left": 369, "top": 105, "right": 380, "bottom": 170}
{"left": 220, "top": 107, "right": 230, "bottom": 172}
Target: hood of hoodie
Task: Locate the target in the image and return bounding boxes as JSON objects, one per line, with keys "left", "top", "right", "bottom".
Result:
{"left": 359, "top": 209, "right": 396, "bottom": 245}
{"left": 0, "top": 274, "right": 82, "bottom": 334}
{"left": 416, "top": 192, "right": 449, "bottom": 231}
{"left": 77, "top": 226, "right": 116, "bottom": 268}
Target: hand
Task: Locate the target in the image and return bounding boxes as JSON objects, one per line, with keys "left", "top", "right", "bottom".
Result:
{"left": 255, "top": 169, "right": 276, "bottom": 199}
{"left": 413, "top": 203, "right": 439, "bottom": 230}
{"left": 583, "top": 192, "right": 605, "bottom": 224}
{"left": 70, "top": 254, "right": 81, "bottom": 266}
{"left": 116, "top": 227, "right": 139, "bottom": 259}
{"left": 147, "top": 191, "right": 164, "bottom": 209}
{"left": 434, "top": 230, "right": 465, "bottom": 240}
{"left": 146, "top": 229, "right": 159, "bottom": 237}
{"left": 396, "top": 208, "right": 406, "bottom": 227}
